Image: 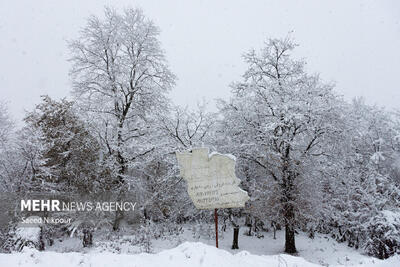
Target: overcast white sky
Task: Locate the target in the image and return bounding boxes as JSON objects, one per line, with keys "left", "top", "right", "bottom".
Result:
{"left": 0, "top": 0, "right": 399, "bottom": 122}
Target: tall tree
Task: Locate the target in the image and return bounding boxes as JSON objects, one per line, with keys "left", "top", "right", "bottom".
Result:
{"left": 23, "top": 96, "right": 100, "bottom": 193}
{"left": 219, "top": 37, "right": 344, "bottom": 253}
{"left": 69, "top": 7, "right": 175, "bottom": 229}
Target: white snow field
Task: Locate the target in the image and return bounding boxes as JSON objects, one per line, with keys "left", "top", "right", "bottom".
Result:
{"left": 1, "top": 228, "right": 399, "bottom": 267}
{"left": 0, "top": 241, "right": 399, "bottom": 267}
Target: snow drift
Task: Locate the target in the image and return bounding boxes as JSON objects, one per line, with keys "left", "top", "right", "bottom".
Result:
{"left": 0, "top": 242, "right": 398, "bottom": 267}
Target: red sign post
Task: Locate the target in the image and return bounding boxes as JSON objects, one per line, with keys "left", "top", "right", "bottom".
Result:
{"left": 214, "top": 208, "right": 218, "bottom": 248}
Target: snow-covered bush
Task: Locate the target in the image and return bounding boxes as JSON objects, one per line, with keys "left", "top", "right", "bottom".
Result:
{"left": 190, "top": 221, "right": 221, "bottom": 240}
{"left": 10, "top": 218, "right": 44, "bottom": 252}
{"left": 94, "top": 221, "right": 183, "bottom": 254}
{"left": 365, "top": 210, "right": 400, "bottom": 259}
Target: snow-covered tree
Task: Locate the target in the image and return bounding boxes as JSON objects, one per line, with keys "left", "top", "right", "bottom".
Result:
{"left": 319, "top": 99, "right": 400, "bottom": 258}
{"left": 69, "top": 7, "right": 175, "bottom": 229}
{"left": 218, "top": 37, "right": 344, "bottom": 253}
{"left": 23, "top": 96, "right": 101, "bottom": 193}
{"left": 0, "top": 101, "right": 14, "bottom": 190}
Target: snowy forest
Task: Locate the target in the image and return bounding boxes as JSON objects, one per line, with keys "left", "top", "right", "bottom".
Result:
{"left": 0, "top": 5, "right": 400, "bottom": 266}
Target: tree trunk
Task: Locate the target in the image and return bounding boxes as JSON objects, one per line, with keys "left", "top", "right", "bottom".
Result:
{"left": 112, "top": 187, "right": 126, "bottom": 231}
{"left": 222, "top": 216, "right": 228, "bottom": 232}
{"left": 113, "top": 124, "right": 126, "bottom": 231}
{"left": 281, "top": 157, "right": 297, "bottom": 254}
{"left": 284, "top": 223, "right": 296, "bottom": 254}
{"left": 82, "top": 229, "right": 93, "bottom": 247}
{"left": 232, "top": 227, "right": 239, "bottom": 249}
{"left": 112, "top": 209, "right": 124, "bottom": 231}
{"left": 229, "top": 211, "right": 240, "bottom": 249}
{"left": 272, "top": 221, "right": 277, "bottom": 239}
{"left": 284, "top": 202, "right": 297, "bottom": 254}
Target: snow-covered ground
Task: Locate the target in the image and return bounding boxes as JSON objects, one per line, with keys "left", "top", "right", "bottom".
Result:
{"left": 1, "top": 241, "right": 399, "bottom": 267}
{"left": 1, "top": 227, "right": 398, "bottom": 267}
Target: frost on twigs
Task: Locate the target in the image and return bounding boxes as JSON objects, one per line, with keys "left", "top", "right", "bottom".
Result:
{"left": 176, "top": 148, "right": 249, "bottom": 209}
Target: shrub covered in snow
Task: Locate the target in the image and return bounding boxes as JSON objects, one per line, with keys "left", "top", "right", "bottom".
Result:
{"left": 11, "top": 218, "right": 44, "bottom": 252}
{"left": 365, "top": 210, "right": 400, "bottom": 259}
